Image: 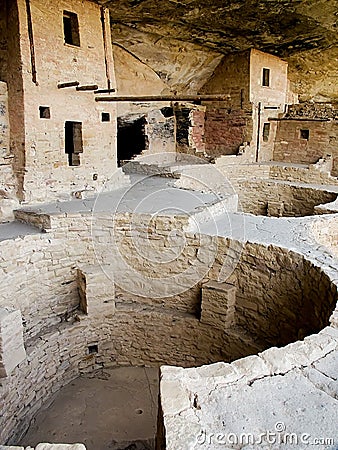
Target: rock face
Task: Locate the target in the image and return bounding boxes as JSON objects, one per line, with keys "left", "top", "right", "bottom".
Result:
{"left": 101, "top": 0, "right": 338, "bottom": 100}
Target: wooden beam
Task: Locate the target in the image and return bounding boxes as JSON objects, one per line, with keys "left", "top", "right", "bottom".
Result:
{"left": 25, "top": 0, "right": 37, "bottom": 85}
{"left": 76, "top": 85, "right": 99, "bottom": 91}
{"left": 58, "top": 81, "right": 79, "bottom": 89}
{"left": 94, "top": 88, "right": 116, "bottom": 94}
{"left": 95, "top": 95, "right": 230, "bottom": 102}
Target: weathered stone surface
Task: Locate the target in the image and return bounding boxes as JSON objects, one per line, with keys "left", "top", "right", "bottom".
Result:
{"left": 107, "top": 0, "right": 338, "bottom": 101}
{"left": 160, "top": 340, "right": 338, "bottom": 449}
{"left": 0, "top": 308, "right": 26, "bottom": 378}
{"left": 35, "top": 444, "right": 86, "bottom": 450}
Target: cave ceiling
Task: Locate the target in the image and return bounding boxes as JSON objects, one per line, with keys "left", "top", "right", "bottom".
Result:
{"left": 96, "top": 0, "right": 338, "bottom": 100}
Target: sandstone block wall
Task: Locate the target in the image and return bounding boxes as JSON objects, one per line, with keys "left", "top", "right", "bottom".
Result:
{"left": 203, "top": 107, "right": 253, "bottom": 157}
{"left": 0, "top": 308, "right": 26, "bottom": 378}
{"left": 0, "top": 211, "right": 336, "bottom": 444}
{"left": 201, "top": 281, "right": 236, "bottom": 329}
{"left": 273, "top": 119, "right": 338, "bottom": 176}
{"left": 0, "top": 82, "right": 19, "bottom": 221}
{"left": 145, "top": 109, "right": 176, "bottom": 154}
{"left": 286, "top": 102, "right": 338, "bottom": 120}
{"left": 5, "top": 0, "right": 125, "bottom": 204}
{"left": 200, "top": 49, "right": 289, "bottom": 162}
{"left": 174, "top": 103, "right": 206, "bottom": 156}
{"left": 159, "top": 325, "right": 338, "bottom": 450}
{"left": 77, "top": 266, "right": 115, "bottom": 316}
{"left": 235, "top": 180, "right": 337, "bottom": 217}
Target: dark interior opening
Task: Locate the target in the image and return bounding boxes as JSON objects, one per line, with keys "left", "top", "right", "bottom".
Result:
{"left": 65, "top": 121, "right": 83, "bottom": 166}
{"left": 39, "top": 106, "right": 50, "bottom": 119}
{"left": 262, "top": 122, "right": 270, "bottom": 142}
{"left": 88, "top": 344, "right": 98, "bottom": 354}
{"left": 300, "top": 129, "right": 310, "bottom": 140}
{"left": 117, "top": 116, "right": 147, "bottom": 166}
{"left": 63, "top": 11, "right": 80, "bottom": 46}
{"left": 262, "top": 68, "right": 270, "bottom": 87}
{"left": 101, "top": 112, "right": 110, "bottom": 122}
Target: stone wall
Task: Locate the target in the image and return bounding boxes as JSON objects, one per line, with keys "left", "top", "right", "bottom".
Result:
{"left": 235, "top": 180, "right": 337, "bottom": 217}
{"left": 203, "top": 107, "right": 253, "bottom": 158}
{"left": 249, "top": 49, "right": 288, "bottom": 106}
{"left": 0, "top": 82, "right": 19, "bottom": 221}
{"left": 0, "top": 211, "right": 337, "bottom": 445}
{"left": 215, "top": 160, "right": 338, "bottom": 187}
{"left": 179, "top": 162, "right": 338, "bottom": 217}
{"left": 273, "top": 119, "right": 338, "bottom": 176}
{"left": 146, "top": 109, "right": 176, "bottom": 154}
{"left": 159, "top": 325, "right": 338, "bottom": 450}
{"left": 199, "top": 49, "right": 289, "bottom": 162}
{"left": 311, "top": 216, "right": 338, "bottom": 258}
{"left": 0, "top": 1, "right": 6, "bottom": 82}
{"left": 200, "top": 51, "right": 253, "bottom": 159}
{"left": 285, "top": 102, "right": 338, "bottom": 120}
{"left": 6, "top": 0, "right": 126, "bottom": 204}
{"left": 174, "top": 103, "right": 206, "bottom": 156}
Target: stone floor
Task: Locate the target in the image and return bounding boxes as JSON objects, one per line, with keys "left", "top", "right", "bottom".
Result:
{"left": 19, "top": 367, "right": 159, "bottom": 450}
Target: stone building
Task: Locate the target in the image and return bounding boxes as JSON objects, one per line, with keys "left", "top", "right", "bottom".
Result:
{"left": 0, "top": 1, "right": 337, "bottom": 450}
{"left": 273, "top": 102, "right": 338, "bottom": 175}
{"left": 0, "top": 0, "right": 124, "bottom": 213}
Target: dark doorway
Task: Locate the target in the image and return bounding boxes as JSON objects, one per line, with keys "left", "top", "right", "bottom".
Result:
{"left": 117, "top": 116, "right": 147, "bottom": 166}
{"left": 65, "top": 121, "right": 83, "bottom": 166}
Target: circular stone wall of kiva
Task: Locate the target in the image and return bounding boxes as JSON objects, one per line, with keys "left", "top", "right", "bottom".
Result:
{"left": 0, "top": 222, "right": 336, "bottom": 445}
{"left": 236, "top": 180, "right": 337, "bottom": 217}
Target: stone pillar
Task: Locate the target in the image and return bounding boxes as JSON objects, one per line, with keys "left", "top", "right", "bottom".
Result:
{"left": 77, "top": 266, "right": 115, "bottom": 316}
{"left": 267, "top": 200, "right": 285, "bottom": 217}
{"left": 200, "top": 281, "right": 236, "bottom": 330}
{"left": 0, "top": 308, "right": 26, "bottom": 378}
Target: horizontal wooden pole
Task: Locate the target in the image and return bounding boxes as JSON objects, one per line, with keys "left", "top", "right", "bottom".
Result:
{"left": 58, "top": 81, "right": 79, "bottom": 89}
{"left": 76, "top": 84, "right": 99, "bottom": 91}
{"left": 94, "top": 88, "right": 116, "bottom": 94}
{"left": 95, "top": 95, "right": 230, "bottom": 102}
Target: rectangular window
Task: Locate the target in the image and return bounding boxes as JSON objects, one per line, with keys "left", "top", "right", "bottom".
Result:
{"left": 262, "top": 68, "right": 270, "bottom": 87}
{"left": 63, "top": 11, "right": 80, "bottom": 46}
{"left": 65, "top": 121, "right": 83, "bottom": 166}
{"left": 262, "top": 123, "right": 270, "bottom": 142}
{"left": 39, "top": 106, "right": 50, "bottom": 119}
{"left": 300, "top": 129, "right": 310, "bottom": 140}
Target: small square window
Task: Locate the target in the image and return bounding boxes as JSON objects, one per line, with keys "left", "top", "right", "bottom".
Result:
{"left": 300, "top": 129, "right": 310, "bottom": 140}
{"left": 88, "top": 344, "right": 98, "bottom": 354}
{"left": 101, "top": 112, "right": 110, "bottom": 122}
{"left": 262, "top": 68, "right": 270, "bottom": 87}
{"left": 39, "top": 106, "right": 50, "bottom": 119}
{"left": 262, "top": 123, "right": 270, "bottom": 142}
{"left": 63, "top": 11, "right": 80, "bottom": 46}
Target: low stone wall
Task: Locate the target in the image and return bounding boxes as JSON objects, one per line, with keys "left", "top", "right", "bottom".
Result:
{"left": 311, "top": 216, "right": 338, "bottom": 257}
{"left": 0, "top": 211, "right": 337, "bottom": 446}
{"left": 159, "top": 325, "right": 338, "bottom": 449}
{"left": 235, "top": 180, "right": 337, "bottom": 217}
{"left": 177, "top": 163, "right": 338, "bottom": 217}
{"left": 216, "top": 160, "right": 338, "bottom": 186}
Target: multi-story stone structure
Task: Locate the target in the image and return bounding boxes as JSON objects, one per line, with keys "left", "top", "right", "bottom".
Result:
{"left": 0, "top": 0, "right": 124, "bottom": 213}
{"left": 201, "top": 48, "right": 297, "bottom": 162}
